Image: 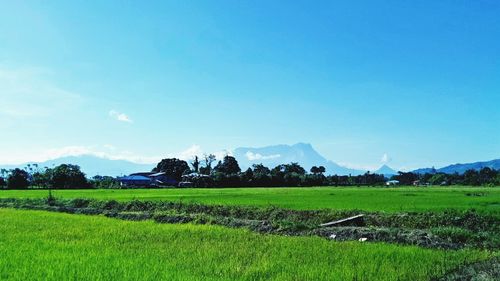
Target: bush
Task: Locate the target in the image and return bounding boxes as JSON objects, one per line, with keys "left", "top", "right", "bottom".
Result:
{"left": 69, "top": 198, "right": 92, "bottom": 208}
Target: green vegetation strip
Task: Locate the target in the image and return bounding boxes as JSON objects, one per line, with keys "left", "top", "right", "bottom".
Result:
{"left": 0, "top": 208, "right": 492, "bottom": 281}
{"left": 1, "top": 186, "right": 500, "bottom": 213}
{"left": 1, "top": 197, "right": 499, "bottom": 250}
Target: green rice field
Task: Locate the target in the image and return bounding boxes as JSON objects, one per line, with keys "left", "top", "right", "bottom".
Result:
{"left": 0, "top": 208, "right": 492, "bottom": 281}
{"left": 1, "top": 186, "right": 499, "bottom": 213}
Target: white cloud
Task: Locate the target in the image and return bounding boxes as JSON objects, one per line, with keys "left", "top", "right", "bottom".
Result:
{"left": 245, "top": 151, "right": 281, "bottom": 161}
{"left": 214, "top": 149, "right": 232, "bottom": 161}
{"left": 167, "top": 145, "right": 230, "bottom": 161}
{"left": 0, "top": 65, "right": 82, "bottom": 118}
{"left": 109, "top": 110, "right": 132, "bottom": 123}
{"left": 172, "top": 145, "right": 203, "bottom": 160}
{"left": 381, "top": 153, "right": 392, "bottom": 163}
{"left": 103, "top": 144, "right": 116, "bottom": 150}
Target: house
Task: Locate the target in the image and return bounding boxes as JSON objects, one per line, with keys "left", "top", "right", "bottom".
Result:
{"left": 118, "top": 172, "right": 177, "bottom": 187}
{"left": 148, "top": 172, "right": 178, "bottom": 186}
{"left": 385, "top": 180, "right": 400, "bottom": 186}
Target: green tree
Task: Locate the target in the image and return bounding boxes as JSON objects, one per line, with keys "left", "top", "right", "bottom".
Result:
{"left": 91, "top": 175, "right": 120, "bottom": 189}
{"left": 284, "top": 163, "right": 306, "bottom": 175}
{"left": 241, "top": 168, "right": 254, "bottom": 184}
{"left": 463, "top": 169, "right": 480, "bottom": 186}
{"left": 49, "top": 164, "right": 89, "bottom": 189}
{"left": 253, "top": 164, "right": 271, "bottom": 176}
{"left": 200, "top": 154, "right": 216, "bottom": 175}
{"left": 7, "top": 168, "right": 29, "bottom": 189}
{"left": 251, "top": 164, "right": 271, "bottom": 186}
{"left": 153, "top": 158, "right": 190, "bottom": 181}
{"left": 495, "top": 172, "right": 500, "bottom": 186}
{"left": 310, "top": 166, "right": 326, "bottom": 175}
{"left": 479, "top": 167, "right": 496, "bottom": 185}
{"left": 214, "top": 156, "right": 241, "bottom": 175}
{"left": 31, "top": 166, "right": 51, "bottom": 188}
{"left": 429, "top": 173, "right": 448, "bottom": 185}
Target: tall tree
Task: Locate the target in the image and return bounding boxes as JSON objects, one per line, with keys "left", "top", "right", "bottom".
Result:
{"left": 252, "top": 164, "right": 271, "bottom": 176}
{"left": 479, "top": 167, "right": 496, "bottom": 184}
{"left": 463, "top": 169, "right": 480, "bottom": 185}
{"left": 191, "top": 156, "right": 200, "bottom": 173}
{"left": 310, "top": 166, "right": 325, "bottom": 175}
{"left": 317, "top": 166, "right": 326, "bottom": 174}
{"left": 284, "top": 162, "right": 306, "bottom": 175}
{"left": 214, "top": 155, "right": 241, "bottom": 175}
{"left": 200, "top": 154, "right": 216, "bottom": 175}
{"left": 251, "top": 164, "right": 272, "bottom": 187}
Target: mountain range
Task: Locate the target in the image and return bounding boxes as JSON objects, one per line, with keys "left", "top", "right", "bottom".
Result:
{"left": 1, "top": 143, "right": 498, "bottom": 177}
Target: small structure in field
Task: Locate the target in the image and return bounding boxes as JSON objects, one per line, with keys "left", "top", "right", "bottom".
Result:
{"left": 320, "top": 214, "right": 365, "bottom": 227}
{"left": 385, "top": 180, "right": 400, "bottom": 186}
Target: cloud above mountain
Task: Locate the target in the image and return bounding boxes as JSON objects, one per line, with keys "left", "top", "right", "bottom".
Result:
{"left": 381, "top": 153, "right": 391, "bottom": 163}
{"left": 245, "top": 152, "right": 281, "bottom": 161}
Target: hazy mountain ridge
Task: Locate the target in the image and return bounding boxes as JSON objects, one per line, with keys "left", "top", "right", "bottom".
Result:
{"left": 0, "top": 155, "right": 154, "bottom": 177}
{"left": 412, "top": 159, "right": 500, "bottom": 175}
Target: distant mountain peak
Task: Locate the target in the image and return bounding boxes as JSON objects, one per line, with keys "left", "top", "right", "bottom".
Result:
{"left": 233, "top": 143, "right": 364, "bottom": 175}
{"left": 293, "top": 142, "right": 313, "bottom": 149}
{"left": 374, "top": 164, "right": 397, "bottom": 176}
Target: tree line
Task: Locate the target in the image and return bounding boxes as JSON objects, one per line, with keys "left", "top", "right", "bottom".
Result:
{"left": 1, "top": 156, "right": 499, "bottom": 189}
{"left": 153, "top": 155, "right": 500, "bottom": 187}
{"left": 0, "top": 164, "right": 91, "bottom": 189}
{"left": 149, "top": 155, "right": 387, "bottom": 187}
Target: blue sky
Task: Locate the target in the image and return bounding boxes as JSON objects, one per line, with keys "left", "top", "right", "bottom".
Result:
{"left": 0, "top": 0, "right": 499, "bottom": 170}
